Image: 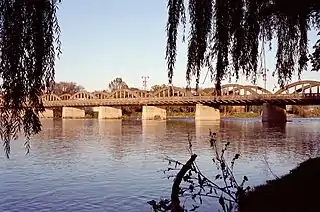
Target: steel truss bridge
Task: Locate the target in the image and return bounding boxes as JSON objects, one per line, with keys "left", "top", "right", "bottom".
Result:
{"left": 21, "top": 80, "right": 320, "bottom": 107}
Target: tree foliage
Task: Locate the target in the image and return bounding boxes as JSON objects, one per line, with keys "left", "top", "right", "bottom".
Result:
{"left": 108, "top": 77, "right": 128, "bottom": 91}
{"left": 129, "top": 87, "right": 141, "bottom": 91}
{"left": 53, "top": 81, "right": 85, "bottom": 95}
{"left": 151, "top": 84, "right": 167, "bottom": 92}
{"left": 166, "top": 0, "right": 320, "bottom": 94}
{"left": 0, "top": 0, "right": 62, "bottom": 158}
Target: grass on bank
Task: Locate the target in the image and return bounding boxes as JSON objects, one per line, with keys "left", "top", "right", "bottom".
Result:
{"left": 122, "top": 112, "right": 261, "bottom": 119}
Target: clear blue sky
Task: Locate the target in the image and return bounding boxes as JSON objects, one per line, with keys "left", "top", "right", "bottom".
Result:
{"left": 55, "top": 0, "right": 319, "bottom": 92}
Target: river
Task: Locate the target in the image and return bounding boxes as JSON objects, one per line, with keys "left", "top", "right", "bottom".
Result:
{"left": 0, "top": 118, "right": 319, "bottom": 212}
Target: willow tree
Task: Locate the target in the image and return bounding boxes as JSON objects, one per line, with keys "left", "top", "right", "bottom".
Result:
{"left": 166, "top": 0, "right": 320, "bottom": 94}
{"left": 0, "top": 0, "right": 61, "bottom": 158}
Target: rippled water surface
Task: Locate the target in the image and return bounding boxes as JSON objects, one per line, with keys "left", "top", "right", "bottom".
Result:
{"left": 0, "top": 118, "right": 319, "bottom": 211}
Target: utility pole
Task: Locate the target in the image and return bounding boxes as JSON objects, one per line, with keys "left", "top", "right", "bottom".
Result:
{"left": 262, "top": 37, "right": 267, "bottom": 90}
{"left": 263, "top": 68, "right": 267, "bottom": 90}
{"left": 261, "top": 37, "right": 268, "bottom": 89}
{"left": 142, "top": 76, "right": 149, "bottom": 90}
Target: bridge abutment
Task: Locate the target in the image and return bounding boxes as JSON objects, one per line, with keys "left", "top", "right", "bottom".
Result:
{"left": 195, "top": 104, "right": 220, "bottom": 121}
{"left": 93, "top": 106, "right": 122, "bottom": 119}
{"left": 142, "top": 106, "right": 166, "bottom": 120}
{"left": 261, "top": 103, "right": 287, "bottom": 123}
{"left": 62, "top": 107, "right": 85, "bottom": 119}
{"left": 39, "top": 109, "right": 54, "bottom": 118}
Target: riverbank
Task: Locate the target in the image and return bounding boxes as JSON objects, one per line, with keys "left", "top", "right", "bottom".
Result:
{"left": 238, "top": 157, "right": 320, "bottom": 212}
{"left": 85, "top": 112, "right": 320, "bottom": 119}
{"left": 122, "top": 112, "right": 262, "bottom": 119}
{"left": 121, "top": 112, "right": 195, "bottom": 120}
{"left": 85, "top": 111, "right": 320, "bottom": 119}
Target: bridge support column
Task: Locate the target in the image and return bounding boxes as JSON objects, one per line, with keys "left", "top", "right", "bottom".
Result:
{"left": 261, "top": 103, "right": 287, "bottom": 123}
{"left": 93, "top": 106, "right": 122, "bottom": 119}
{"left": 62, "top": 107, "right": 85, "bottom": 119}
{"left": 195, "top": 104, "right": 220, "bottom": 121}
{"left": 142, "top": 106, "right": 166, "bottom": 120}
{"left": 39, "top": 109, "right": 54, "bottom": 118}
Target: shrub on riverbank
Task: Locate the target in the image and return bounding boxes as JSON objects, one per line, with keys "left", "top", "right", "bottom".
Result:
{"left": 291, "top": 106, "right": 320, "bottom": 118}
{"left": 224, "top": 112, "right": 260, "bottom": 118}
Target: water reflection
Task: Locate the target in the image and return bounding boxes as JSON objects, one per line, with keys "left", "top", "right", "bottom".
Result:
{"left": 61, "top": 119, "right": 86, "bottom": 140}
{"left": 97, "top": 119, "right": 122, "bottom": 138}
{"left": 1, "top": 118, "right": 320, "bottom": 212}
{"left": 195, "top": 120, "right": 220, "bottom": 143}
{"left": 142, "top": 120, "right": 197, "bottom": 154}
{"left": 35, "top": 119, "right": 320, "bottom": 161}
{"left": 38, "top": 119, "right": 63, "bottom": 140}
{"left": 262, "top": 121, "right": 287, "bottom": 134}
{"left": 32, "top": 120, "right": 83, "bottom": 168}
{"left": 142, "top": 120, "right": 166, "bottom": 139}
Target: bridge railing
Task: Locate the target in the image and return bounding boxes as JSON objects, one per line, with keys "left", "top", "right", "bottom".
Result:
{"left": 40, "top": 93, "right": 320, "bottom": 107}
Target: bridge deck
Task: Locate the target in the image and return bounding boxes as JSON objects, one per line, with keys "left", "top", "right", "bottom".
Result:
{"left": 42, "top": 94, "right": 320, "bottom": 107}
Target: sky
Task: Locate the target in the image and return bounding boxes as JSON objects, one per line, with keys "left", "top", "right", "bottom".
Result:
{"left": 55, "top": 0, "right": 319, "bottom": 92}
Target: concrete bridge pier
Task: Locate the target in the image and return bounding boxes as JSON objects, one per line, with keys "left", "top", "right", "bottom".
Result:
{"left": 39, "top": 109, "right": 54, "bottom": 118}
{"left": 261, "top": 103, "right": 287, "bottom": 123}
{"left": 93, "top": 106, "right": 122, "bottom": 119}
{"left": 195, "top": 104, "right": 220, "bottom": 121}
{"left": 142, "top": 106, "right": 166, "bottom": 120}
{"left": 62, "top": 107, "right": 85, "bottom": 119}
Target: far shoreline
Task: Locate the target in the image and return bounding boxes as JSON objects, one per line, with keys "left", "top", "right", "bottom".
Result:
{"left": 120, "top": 112, "right": 320, "bottom": 120}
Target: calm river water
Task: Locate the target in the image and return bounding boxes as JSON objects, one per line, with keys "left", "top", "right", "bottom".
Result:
{"left": 0, "top": 118, "right": 319, "bottom": 212}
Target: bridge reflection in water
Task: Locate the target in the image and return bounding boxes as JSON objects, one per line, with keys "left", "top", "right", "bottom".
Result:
{"left": 142, "top": 120, "right": 167, "bottom": 139}
{"left": 96, "top": 119, "right": 122, "bottom": 138}
{"left": 195, "top": 120, "right": 220, "bottom": 142}
{"left": 34, "top": 118, "right": 320, "bottom": 160}
{"left": 33, "top": 118, "right": 320, "bottom": 184}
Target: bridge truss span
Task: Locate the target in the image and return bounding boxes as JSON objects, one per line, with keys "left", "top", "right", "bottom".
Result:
{"left": 274, "top": 80, "right": 320, "bottom": 95}
{"left": 2, "top": 80, "right": 320, "bottom": 107}
{"left": 221, "top": 84, "right": 272, "bottom": 96}
{"left": 70, "top": 91, "right": 96, "bottom": 100}
{"left": 150, "top": 86, "right": 193, "bottom": 98}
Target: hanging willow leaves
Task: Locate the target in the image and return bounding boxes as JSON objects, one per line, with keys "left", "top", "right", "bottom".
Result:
{"left": 0, "top": 0, "right": 62, "bottom": 158}
{"left": 166, "top": 0, "right": 320, "bottom": 94}
{"left": 311, "top": 32, "right": 320, "bottom": 71}
{"left": 166, "top": 0, "right": 186, "bottom": 84}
